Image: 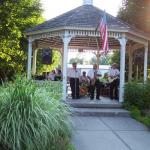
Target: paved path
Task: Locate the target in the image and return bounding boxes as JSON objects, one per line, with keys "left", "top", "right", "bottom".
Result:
{"left": 71, "top": 116, "right": 150, "bottom": 150}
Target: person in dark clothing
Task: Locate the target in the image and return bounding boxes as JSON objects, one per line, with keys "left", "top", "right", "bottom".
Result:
{"left": 67, "top": 63, "right": 80, "bottom": 99}
{"left": 87, "top": 64, "right": 102, "bottom": 100}
{"left": 55, "top": 69, "right": 62, "bottom": 81}
{"left": 108, "top": 63, "right": 120, "bottom": 100}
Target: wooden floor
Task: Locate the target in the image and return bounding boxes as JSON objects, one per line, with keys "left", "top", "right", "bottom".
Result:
{"left": 66, "top": 85, "right": 120, "bottom": 107}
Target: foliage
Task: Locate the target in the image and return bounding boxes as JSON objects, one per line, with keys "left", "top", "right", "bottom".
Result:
{"left": 117, "top": 1, "right": 150, "bottom": 82}
{"left": 129, "top": 106, "right": 150, "bottom": 128}
{"left": 0, "top": 76, "right": 71, "bottom": 150}
{"left": 67, "top": 144, "right": 76, "bottom": 150}
{"left": 124, "top": 81, "right": 150, "bottom": 128}
{"left": 124, "top": 81, "right": 150, "bottom": 110}
{"left": 36, "top": 50, "right": 61, "bottom": 74}
{"left": 0, "top": 0, "right": 44, "bottom": 81}
{"left": 109, "top": 50, "right": 120, "bottom": 65}
{"left": 89, "top": 53, "right": 112, "bottom": 65}
{"left": 148, "top": 69, "right": 150, "bottom": 79}
{"left": 100, "top": 54, "right": 112, "bottom": 65}
{"left": 69, "top": 58, "right": 83, "bottom": 64}
{"left": 69, "top": 52, "right": 112, "bottom": 65}
{"left": 118, "top": 0, "right": 150, "bottom": 33}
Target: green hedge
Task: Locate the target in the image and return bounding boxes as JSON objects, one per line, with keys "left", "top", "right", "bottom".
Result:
{"left": 0, "top": 76, "right": 71, "bottom": 150}
{"left": 124, "top": 81, "right": 150, "bottom": 110}
{"left": 124, "top": 81, "right": 150, "bottom": 128}
{"left": 130, "top": 106, "right": 150, "bottom": 128}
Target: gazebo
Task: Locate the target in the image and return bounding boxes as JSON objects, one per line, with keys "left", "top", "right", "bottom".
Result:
{"left": 25, "top": 0, "right": 150, "bottom": 102}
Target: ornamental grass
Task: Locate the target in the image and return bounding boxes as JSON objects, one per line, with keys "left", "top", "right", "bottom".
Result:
{"left": 0, "top": 76, "right": 71, "bottom": 150}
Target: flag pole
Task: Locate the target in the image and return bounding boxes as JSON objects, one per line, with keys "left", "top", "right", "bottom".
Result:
{"left": 95, "top": 37, "right": 100, "bottom": 69}
{"left": 95, "top": 10, "right": 109, "bottom": 68}
{"left": 94, "top": 11, "right": 105, "bottom": 69}
{"left": 99, "top": 10, "right": 109, "bottom": 54}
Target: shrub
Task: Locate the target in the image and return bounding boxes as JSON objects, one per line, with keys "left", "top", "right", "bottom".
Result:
{"left": 36, "top": 80, "right": 63, "bottom": 101}
{"left": 130, "top": 106, "right": 142, "bottom": 120}
{"left": 130, "top": 106, "right": 150, "bottom": 129}
{"left": 0, "top": 76, "right": 71, "bottom": 150}
{"left": 124, "top": 81, "right": 150, "bottom": 129}
{"left": 124, "top": 81, "right": 150, "bottom": 110}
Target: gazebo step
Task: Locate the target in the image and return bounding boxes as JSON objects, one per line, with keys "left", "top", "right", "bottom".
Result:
{"left": 66, "top": 98, "right": 122, "bottom": 108}
{"left": 67, "top": 102, "right": 122, "bottom": 108}
{"left": 70, "top": 108, "right": 130, "bottom": 117}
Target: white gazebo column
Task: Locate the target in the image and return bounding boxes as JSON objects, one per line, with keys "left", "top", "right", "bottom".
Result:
{"left": 62, "top": 32, "right": 72, "bottom": 100}
{"left": 61, "top": 49, "right": 64, "bottom": 71}
{"left": 118, "top": 36, "right": 127, "bottom": 103}
{"left": 128, "top": 46, "right": 133, "bottom": 81}
{"left": 32, "top": 49, "right": 38, "bottom": 75}
{"left": 144, "top": 43, "right": 148, "bottom": 82}
{"left": 27, "top": 37, "right": 33, "bottom": 79}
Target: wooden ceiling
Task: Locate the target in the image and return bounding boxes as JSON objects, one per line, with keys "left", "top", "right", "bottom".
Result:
{"left": 33, "top": 35, "right": 141, "bottom": 52}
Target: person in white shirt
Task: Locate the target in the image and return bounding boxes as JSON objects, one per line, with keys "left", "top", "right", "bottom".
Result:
{"left": 68, "top": 62, "right": 81, "bottom": 99}
{"left": 80, "top": 71, "right": 89, "bottom": 85}
{"left": 108, "top": 63, "right": 120, "bottom": 100}
{"left": 87, "top": 64, "right": 102, "bottom": 100}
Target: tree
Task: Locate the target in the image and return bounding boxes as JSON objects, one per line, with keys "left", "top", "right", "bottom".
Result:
{"left": 69, "top": 58, "right": 83, "bottom": 64}
{"left": 0, "top": 0, "right": 44, "bottom": 81}
{"left": 118, "top": 0, "right": 150, "bottom": 33}
{"left": 109, "top": 50, "right": 120, "bottom": 65}
{"left": 89, "top": 53, "right": 112, "bottom": 65}
{"left": 118, "top": 0, "right": 150, "bottom": 78}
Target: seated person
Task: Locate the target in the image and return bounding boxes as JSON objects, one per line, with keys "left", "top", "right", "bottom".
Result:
{"left": 42, "top": 72, "right": 48, "bottom": 80}
{"left": 80, "top": 71, "right": 89, "bottom": 86}
{"left": 99, "top": 72, "right": 110, "bottom": 96}
{"left": 79, "top": 71, "right": 89, "bottom": 96}
{"left": 55, "top": 69, "right": 62, "bottom": 81}
{"left": 48, "top": 70, "right": 56, "bottom": 81}
{"left": 99, "top": 72, "right": 109, "bottom": 85}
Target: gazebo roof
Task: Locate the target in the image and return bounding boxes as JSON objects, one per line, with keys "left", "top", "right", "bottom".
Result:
{"left": 25, "top": 4, "right": 150, "bottom": 51}
{"left": 26, "top": 5, "right": 130, "bottom": 33}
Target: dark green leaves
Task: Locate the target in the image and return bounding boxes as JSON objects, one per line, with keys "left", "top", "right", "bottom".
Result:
{"left": 118, "top": 0, "right": 150, "bottom": 33}
{"left": 0, "top": 0, "right": 44, "bottom": 81}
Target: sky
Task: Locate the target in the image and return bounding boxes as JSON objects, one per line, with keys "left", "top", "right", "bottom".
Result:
{"left": 41, "top": 0, "right": 122, "bottom": 20}
{"left": 40, "top": 0, "right": 122, "bottom": 61}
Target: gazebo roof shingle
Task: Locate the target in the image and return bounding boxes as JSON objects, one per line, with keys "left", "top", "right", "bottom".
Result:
{"left": 26, "top": 5, "right": 130, "bottom": 33}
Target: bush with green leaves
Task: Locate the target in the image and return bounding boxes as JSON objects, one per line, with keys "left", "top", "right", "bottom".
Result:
{"left": 124, "top": 81, "right": 150, "bottom": 110}
{"left": 130, "top": 106, "right": 150, "bottom": 129}
{"left": 0, "top": 76, "right": 71, "bottom": 150}
{"left": 124, "top": 81, "right": 150, "bottom": 128}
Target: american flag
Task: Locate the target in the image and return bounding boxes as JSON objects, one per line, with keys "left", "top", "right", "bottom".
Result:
{"left": 99, "top": 12, "right": 109, "bottom": 53}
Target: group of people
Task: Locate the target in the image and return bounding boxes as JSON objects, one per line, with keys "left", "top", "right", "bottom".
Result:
{"left": 43, "top": 69, "right": 62, "bottom": 81}
{"left": 67, "top": 62, "right": 120, "bottom": 100}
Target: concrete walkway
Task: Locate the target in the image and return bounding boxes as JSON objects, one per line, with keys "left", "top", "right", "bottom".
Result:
{"left": 71, "top": 116, "right": 150, "bottom": 150}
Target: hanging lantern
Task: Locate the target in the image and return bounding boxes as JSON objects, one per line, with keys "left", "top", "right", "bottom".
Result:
{"left": 42, "top": 48, "right": 52, "bottom": 65}
{"left": 78, "top": 48, "right": 83, "bottom": 52}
